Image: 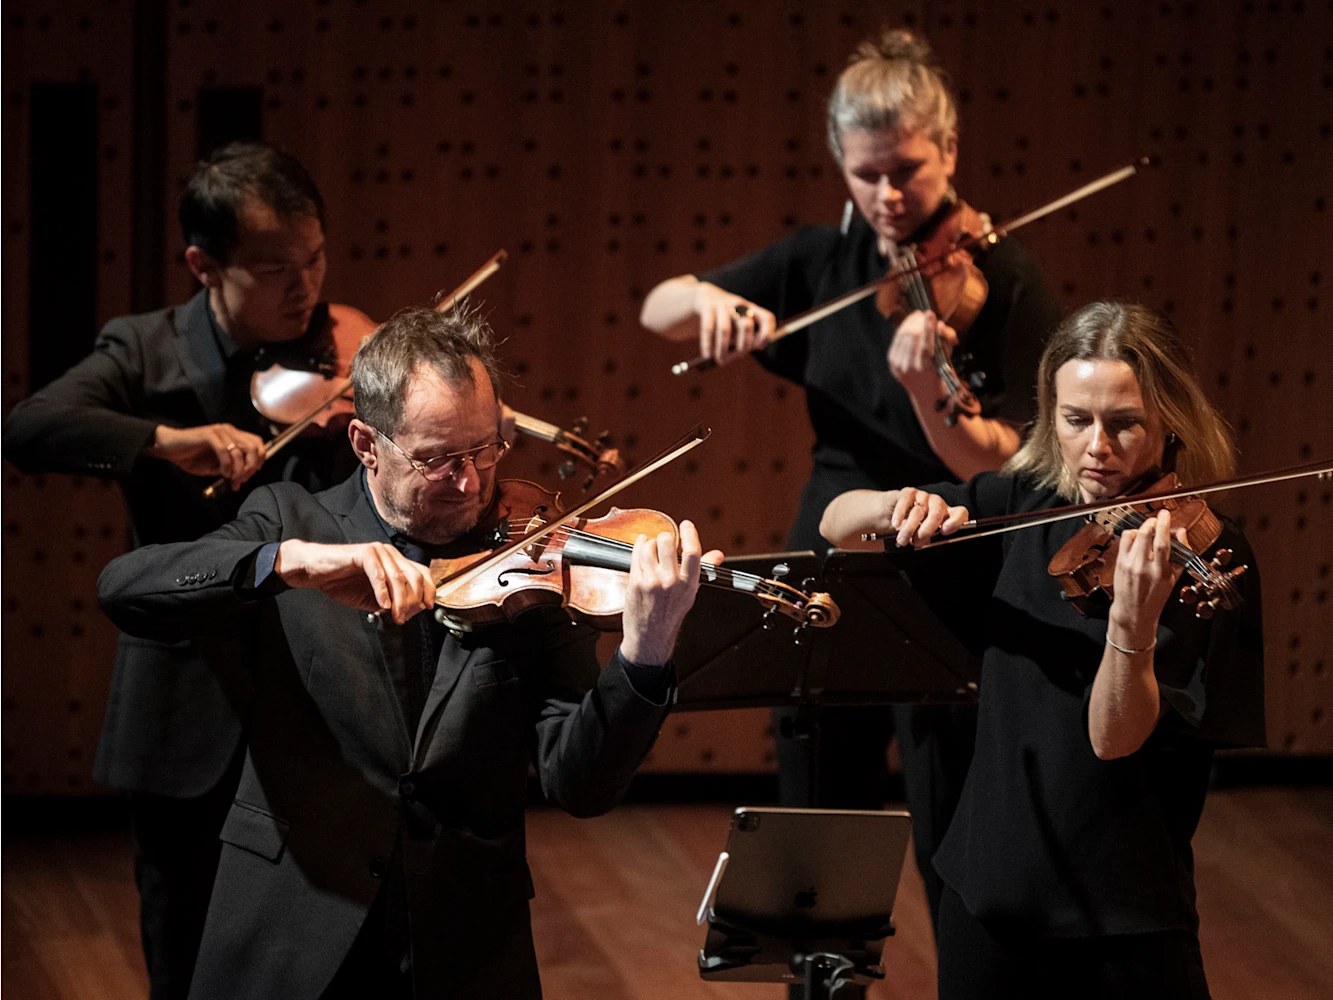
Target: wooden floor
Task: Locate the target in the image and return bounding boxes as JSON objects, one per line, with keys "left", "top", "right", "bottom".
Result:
{"left": 4, "top": 789, "right": 1332, "bottom": 999}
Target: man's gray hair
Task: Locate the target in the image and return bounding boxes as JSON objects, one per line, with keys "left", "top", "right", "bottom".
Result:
{"left": 350, "top": 305, "right": 502, "bottom": 436}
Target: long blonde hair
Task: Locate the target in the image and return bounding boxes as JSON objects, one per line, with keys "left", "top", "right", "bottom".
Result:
{"left": 1005, "top": 302, "right": 1237, "bottom": 499}
{"left": 826, "top": 29, "right": 957, "bottom": 165}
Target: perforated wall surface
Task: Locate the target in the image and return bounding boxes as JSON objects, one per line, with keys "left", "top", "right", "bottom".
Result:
{"left": 4, "top": 1, "right": 1331, "bottom": 791}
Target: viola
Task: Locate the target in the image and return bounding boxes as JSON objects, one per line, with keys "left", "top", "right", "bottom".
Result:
{"left": 1045, "top": 472, "right": 1244, "bottom": 619}
{"left": 875, "top": 195, "right": 991, "bottom": 426}
{"left": 203, "top": 250, "right": 625, "bottom": 498}
{"left": 670, "top": 159, "right": 1147, "bottom": 376}
{"left": 429, "top": 479, "right": 839, "bottom": 633}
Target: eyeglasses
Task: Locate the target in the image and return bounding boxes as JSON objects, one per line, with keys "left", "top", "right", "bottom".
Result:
{"left": 374, "top": 429, "right": 510, "bottom": 482}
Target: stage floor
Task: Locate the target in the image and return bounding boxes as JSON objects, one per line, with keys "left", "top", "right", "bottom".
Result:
{"left": 4, "top": 789, "right": 1332, "bottom": 998}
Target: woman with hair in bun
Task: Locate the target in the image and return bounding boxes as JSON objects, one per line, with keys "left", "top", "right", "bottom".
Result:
{"left": 641, "top": 28, "right": 1062, "bottom": 930}
{"left": 821, "top": 302, "right": 1264, "bottom": 998}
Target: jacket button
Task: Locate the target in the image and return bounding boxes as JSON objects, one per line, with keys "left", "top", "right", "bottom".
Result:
{"left": 175, "top": 576, "right": 186, "bottom": 586}
{"left": 369, "top": 856, "right": 388, "bottom": 879}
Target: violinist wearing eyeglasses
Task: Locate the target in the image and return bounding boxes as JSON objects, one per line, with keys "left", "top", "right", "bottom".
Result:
{"left": 95, "top": 305, "right": 720, "bottom": 1000}
{"left": 820, "top": 301, "right": 1264, "bottom": 1000}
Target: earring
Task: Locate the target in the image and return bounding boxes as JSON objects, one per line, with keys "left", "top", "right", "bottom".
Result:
{"left": 1165, "top": 432, "right": 1178, "bottom": 446}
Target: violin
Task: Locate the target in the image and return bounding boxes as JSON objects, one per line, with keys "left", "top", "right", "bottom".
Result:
{"left": 203, "top": 250, "right": 625, "bottom": 498}
{"left": 415, "top": 424, "right": 839, "bottom": 639}
{"left": 1045, "top": 472, "right": 1244, "bottom": 619}
{"left": 429, "top": 479, "right": 840, "bottom": 633}
{"left": 875, "top": 195, "right": 991, "bottom": 426}
{"left": 864, "top": 459, "right": 1333, "bottom": 617}
{"left": 670, "top": 159, "right": 1147, "bottom": 376}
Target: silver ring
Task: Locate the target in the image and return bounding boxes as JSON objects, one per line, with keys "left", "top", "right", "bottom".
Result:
{"left": 226, "top": 443, "right": 238, "bottom": 452}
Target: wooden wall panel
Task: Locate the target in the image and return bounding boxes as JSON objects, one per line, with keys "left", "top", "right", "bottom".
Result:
{"left": 2, "top": 3, "right": 136, "bottom": 794}
{"left": 4, "top": 1, "right": 1331, "bottom": 792}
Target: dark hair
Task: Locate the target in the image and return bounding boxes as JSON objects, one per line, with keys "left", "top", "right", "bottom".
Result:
{"left": 351, "top": 305, "right": 502, "bottom": 437}
{"left": 178, "top": 142, "right": 325, "bottom": 263}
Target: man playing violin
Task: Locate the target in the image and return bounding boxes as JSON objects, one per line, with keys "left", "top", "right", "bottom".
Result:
{"left": 821, "top": 302, "right": 1264, "bottom": 999}
{"left": 95, "top": 305, "right": 719, "bottom": 999}
{"left": 2, "top": 142, "right": 362, "bottom": 999}
{"left": 640, "top": 28, "right": 1061, "bottom": 931}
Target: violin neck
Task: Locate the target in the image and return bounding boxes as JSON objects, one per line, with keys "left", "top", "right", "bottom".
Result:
{"left": 557, "top": 530, "right": 753, "bottom": 592}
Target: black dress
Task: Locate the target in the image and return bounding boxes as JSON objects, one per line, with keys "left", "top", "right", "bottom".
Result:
{"left": 698, "top": 209, "right": 1062, "bottom": 928}
{"left": 920, "top": 473, "right": 1265, "bottom": 999}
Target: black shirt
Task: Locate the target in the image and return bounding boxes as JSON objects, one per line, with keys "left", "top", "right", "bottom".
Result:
{"left": 920, "top": 473, "right": 1265, "bottom": 938}
{"left": 700, "top": 212, "right": 1061, "bottom": 548}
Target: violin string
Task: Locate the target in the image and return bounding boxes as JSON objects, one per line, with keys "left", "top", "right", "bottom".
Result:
{"left": 528, "top": 523, "right": 795, "bottom": 601}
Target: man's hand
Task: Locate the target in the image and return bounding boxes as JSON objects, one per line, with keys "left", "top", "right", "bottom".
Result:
{"left": 888, "top": 309, "right": 957, "bottom": 400}
{"left": 692, "top": 283, "right": 777, "bottom": 367}
{"left": 148, "top": 423, "right": 266, "bottom": 490}
{"left": 619, "top": 520, "right": 724, "bottom": 666}
{"left": 275, "top": 540, "right": 436, "bottom": 624}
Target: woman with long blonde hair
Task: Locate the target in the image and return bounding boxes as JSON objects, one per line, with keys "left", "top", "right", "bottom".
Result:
{"left": 821, "top": 301, "right": 1264, "bottom": 999}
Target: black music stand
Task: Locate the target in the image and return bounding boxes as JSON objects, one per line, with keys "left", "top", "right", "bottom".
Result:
{"left": 696, "top": 807, "right": 914, "bottom": 999}
{"left": 672, "top": 548, "right": 979, "bottom": 710}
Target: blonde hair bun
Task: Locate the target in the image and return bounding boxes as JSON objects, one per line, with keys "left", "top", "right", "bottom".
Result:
{"left": 855, "top": 29, "right": 936, "bottom": 67}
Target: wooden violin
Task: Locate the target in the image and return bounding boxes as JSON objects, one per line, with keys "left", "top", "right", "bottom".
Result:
{"left": 420, "top": 424, "right": 840, "bottom": 639}
{"left": 876, "top": 195, "right": 991, "bottom": 426}
{"left": 670, "top": 159, "right": 1146, "bottom": 376}
{"left": 429, "top": 479, "right": 840, "bottom": 633}
{"left": 865, "top": 459, "right": 1333, "bottom": 617}
{"left": 203, "top": 250, "right": 625, "bottom": 497}
{"left": 1046, "top": 472, "right": 1244, "bottom": 619}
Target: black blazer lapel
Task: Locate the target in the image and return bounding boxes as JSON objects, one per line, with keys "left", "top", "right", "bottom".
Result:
{"left": 173, "top": 289, "right": 230, "bottom": 423}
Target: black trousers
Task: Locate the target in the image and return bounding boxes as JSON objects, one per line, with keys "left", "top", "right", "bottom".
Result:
{"left": 128, "top": 754, "right": 244, "bottom": 1000}
{"left": 937, "top": 886, "right": 1212, "bottom": 1000}
{"left": 774, "top": 702, "right": 977, "bottom": 933}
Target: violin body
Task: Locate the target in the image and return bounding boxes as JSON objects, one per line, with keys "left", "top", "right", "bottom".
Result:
{"left": 1047, "top": 473, "right": 1245, "bottom": 619}
{"left": 430, "top": 479, "right": 841, "bottom": 634}
{"left": 875, "top": 198, "right": 992, "bottom": 425}
{"left": 250, "top": 303, "right": 378, "bottom": 432}
{"left": 431, "top": 480, "right": 677, "bottom": 631}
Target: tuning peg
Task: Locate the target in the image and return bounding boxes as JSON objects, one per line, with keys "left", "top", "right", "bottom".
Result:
{"left": 1196, "top": 600, "right": 1217, "bottom": 620}
{"left": 762, "top": 606, "right": 780, "bottom": 630}
{"left": 556, "top": 460, "right": 576, "bottom": 480}
{"left": 596, "top": 430, "right": 612, "bottom": 447}
{"left": 571, "top": 416, "right": 589, "bottom": 436}
{"left": 1211, "top": 548, "right": 1233, "bottom": 568}
{"left": 771, "top": 562, "right": 790, "bottom": 580}
{"left": 1179, "top": 584, "right": 1200, "bottom": 604}
{"left": 968, "top": 370, "right": 987, "bottom": 391}
{"left": 792, "top": 623, "right": 809, "bottom": 646}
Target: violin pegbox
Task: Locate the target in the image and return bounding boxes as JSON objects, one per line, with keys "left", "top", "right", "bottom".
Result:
{"left": 1177, "top": 547, "right": 1246, "bottom": 619}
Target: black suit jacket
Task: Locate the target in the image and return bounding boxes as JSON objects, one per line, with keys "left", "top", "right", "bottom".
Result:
{"left": 97, "top": 473, "right": 673, "bottom": 999}
{"left": 3, "top": 289, "right": 353, "bottom": 795}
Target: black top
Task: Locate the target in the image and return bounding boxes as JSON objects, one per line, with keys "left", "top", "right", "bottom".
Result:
{"left": 917, "top": 473, "right": 1266, "bottom": 937}
{"left": 700, "top": 212, "right": 1061, "bottom": 548}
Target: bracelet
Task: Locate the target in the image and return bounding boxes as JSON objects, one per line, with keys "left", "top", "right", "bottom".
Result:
{"left": 1106, "top": 634, "right": 1157, "bottom": 656}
